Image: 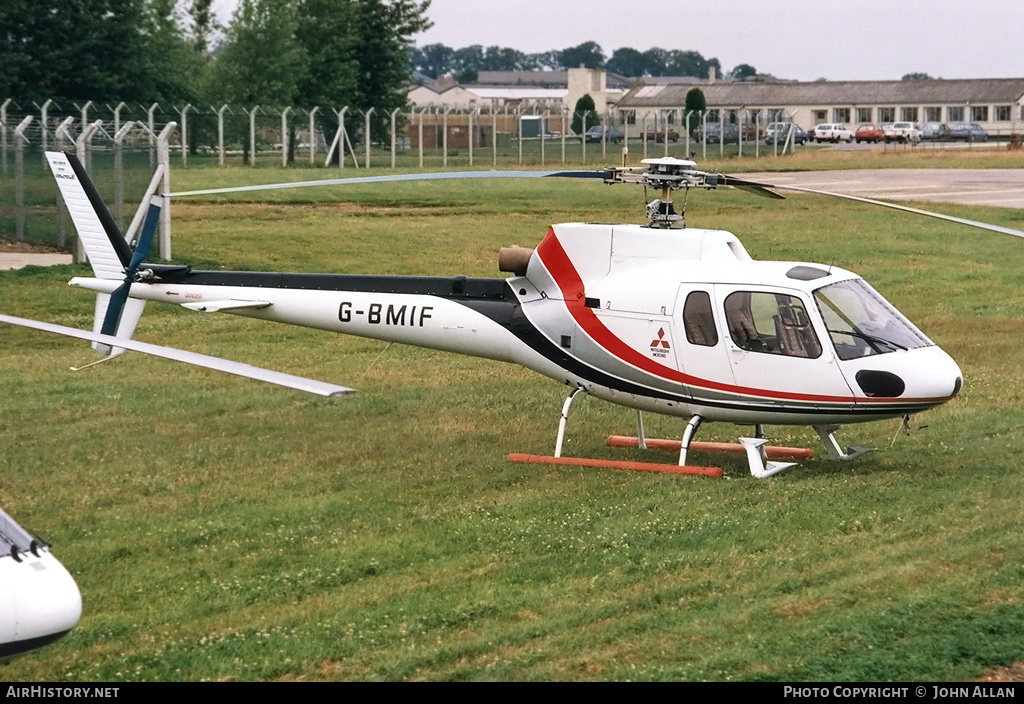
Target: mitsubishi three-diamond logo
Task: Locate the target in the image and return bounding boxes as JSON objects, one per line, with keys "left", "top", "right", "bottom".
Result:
{"left": 650, "top": 327, "right": 671, "bottom": 358}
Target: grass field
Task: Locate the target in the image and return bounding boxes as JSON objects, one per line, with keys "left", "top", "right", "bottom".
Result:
{"left": 2, "top": 158, "right": 1024, "bottom": 681}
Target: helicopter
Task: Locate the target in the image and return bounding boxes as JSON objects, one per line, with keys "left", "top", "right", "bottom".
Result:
{"left": 2, "top": 152, "right": 1021, "bottom": 478}
{"left": 0, "top": 506, "right": 82, "bottom": 663}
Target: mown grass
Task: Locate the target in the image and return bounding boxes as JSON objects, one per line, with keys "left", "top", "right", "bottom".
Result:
{"left": 1, "top": 165, "right": 1024, "bottom": 681}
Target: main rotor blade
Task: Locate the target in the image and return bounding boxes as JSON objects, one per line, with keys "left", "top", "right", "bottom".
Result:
{"left": 729, "top": 178, "right": 1024, "bottom": 239}
{"left": 0, "top": 315, "right": 354, "bottom": 398}
{"left": 716, "top": 174, "right": 787, "bottom": 200}
{"left": 780, "top": 184, "right": 1024, "bottom": 238}
{"left": 168, "top": 170, "right": 608, "bottom": 198}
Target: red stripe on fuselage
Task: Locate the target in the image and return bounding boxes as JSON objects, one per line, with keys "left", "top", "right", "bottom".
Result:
{"left": 536, "top": 228, "right": 867, "bottom": 405}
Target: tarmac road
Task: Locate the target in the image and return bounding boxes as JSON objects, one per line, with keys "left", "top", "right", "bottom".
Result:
{"left": 743, "top": 169, "right": 1024, "bottom": 210}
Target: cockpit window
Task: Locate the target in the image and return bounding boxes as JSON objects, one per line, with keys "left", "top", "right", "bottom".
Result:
{"left": 724, "top": 291, "right": 822, "bottom": 358}
{"left": 813, "top": 278, "right": 932, "bottom": 360}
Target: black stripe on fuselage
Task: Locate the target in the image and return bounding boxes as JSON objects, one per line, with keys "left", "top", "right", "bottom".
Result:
{"left": 150, "top": 266, "right": 931, "bottom": 419}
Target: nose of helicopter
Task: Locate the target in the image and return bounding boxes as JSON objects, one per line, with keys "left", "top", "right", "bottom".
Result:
{"left": 847, "top": 346, "right": 962, "bottom": 405}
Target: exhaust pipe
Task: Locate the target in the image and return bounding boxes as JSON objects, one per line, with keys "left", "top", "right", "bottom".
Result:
{"left": 498, "top": 246, "right": 534, "bottom": 277}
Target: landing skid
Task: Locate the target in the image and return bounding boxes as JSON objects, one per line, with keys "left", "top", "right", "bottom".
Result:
{"left": 813, "top": 424, "right": 874, "bottom": 461}
{"left": 511, "top": 387, "right": 722, "bottom": 478}
{"left": 515, "top": 392, "right": 873, "bottom": 480}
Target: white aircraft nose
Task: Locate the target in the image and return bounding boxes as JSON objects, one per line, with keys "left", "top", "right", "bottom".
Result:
{"left": 0, "top": 550, "right": 82, "bottom": 662}
{"left": 849, "top": 346, "right": 962, "bottom": 402}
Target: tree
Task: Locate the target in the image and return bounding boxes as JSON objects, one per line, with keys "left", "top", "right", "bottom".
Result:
{"left": 570, "top": 93, "right": 596, "bottom": 135}
{"left": 209, "top": 0, "right": 306, "bottom": 106}
{"left": 605, "top": 47, "right": 648, "bottom": 77}
{"left": 665, "top": 50, "right": 714, "bottom": 78}
{"left": 684, "top": 87, "right": 706, "bottom": 133}
{"left": 902, "top": 72, "right": 933, "bottom": 81}
{"left": 557, "top": 41, "right": 605, "bottom": 70}
{"left": 0, "top": 0, "right": 157, "bottom": 101}
{"left": 416, "top": 43, "right": 454, "bottom": 80}
{"left": 730, "top": 63, "right": 758, "bottom": 81}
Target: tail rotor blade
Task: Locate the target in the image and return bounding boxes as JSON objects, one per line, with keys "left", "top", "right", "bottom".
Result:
{"left": 128, "top": 200, "right": 161, "bottom": 270}
{"left": 100, "top": 281, "right": 131, "bottom": 337}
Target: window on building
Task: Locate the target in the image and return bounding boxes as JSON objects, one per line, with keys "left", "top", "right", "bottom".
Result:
{"left": 994, "top": 105, "right": 1011, "bottom": 121}
{"left": 970, "top": 105, "right": 988, "bottom": 122}
{"left": 924, "top": 107, "right": 942, "bottom": 122}
{"left": 901, "top": 107, "right": 918, "bottom": 122}
{"left": 767, "top": 108, "right": 784, "bottom": 122}
{"left": 665, "top": 111, "right": 677, "bottom": 124}
{"left": 833, "top": 107, "right": 850, "bottom": 123}
{"left": 878, "top": 107, "right": 895, "bottom": 123}
{"left": 856, "top": 107, "right": 873, "bottom": 123}
{"left": 947, "top": 106, "right": 964, "bottom": 122}
{"left": 813, "top": 109, "right": 827, "bottom": 123}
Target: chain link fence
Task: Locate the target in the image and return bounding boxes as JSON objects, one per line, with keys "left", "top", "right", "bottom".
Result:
{"left": 1, "top": 99, "right": 809, "bottom": 250}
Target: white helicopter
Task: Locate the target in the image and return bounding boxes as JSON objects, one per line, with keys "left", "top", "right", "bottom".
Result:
{"left": 0, "top": 506, "right": 82, "bottom": 663}
{"left": 3, "top": 152, "right": 1022, "bottom": 478}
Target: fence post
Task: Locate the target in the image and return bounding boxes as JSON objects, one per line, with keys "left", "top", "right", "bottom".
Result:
{"left": 441, "top": 106, "right": 448, "bottom": 168}
{"left": 560, "top": 107, "right": 567, "bottom": 165}
{"left": 39, "top": 99, "right": 53, "bottom": 155}
{"left": 364, "top": 107, "right": 375, "bottom": 168}
{"left": 280, "top": 106, "right": 292, "bottom": 167}
{"left": 468, "top": 108, "right": 477, "bottom": 166}
{"left": 0, "top": 98, "right": 9, "bottom": 174}
{"left": 491, "top": 103, "right": 497, "bottom": 167}
{"left": 517, "top": 108, "right": 524, "bottom": 165}
{"left": 217, "top": 104, "right": 229, "bottom": 166}
{"left": 541, "top": 109, "right": 549, "bottom": 166}
{"left": 14, "top": 116, "right": 32, "bottom": 243}
{"left": 147, "top": 103, "right": 159, "bottom": 166}
{"left": 179, "top": 104, "right": 194, "bottom": 166}
{"left": 338, "top": 106, "right": 349, "bottom": 168}
{"left": 114, "top": 120, "right": 137, "bottom": 229}
{"left": 248, "top": 105, "right": 260, "bottom": 167}
{"left": 389, "top": 108, "right": 400, "bottom": 169}
{"left": 309, "top": 106, "right": 319, "bottom": 166}
{"left": 157, "top": 122, "right": 176, "bottom": 260}
{"left": 113, "top": 102, "right": 127, "bottom": 141}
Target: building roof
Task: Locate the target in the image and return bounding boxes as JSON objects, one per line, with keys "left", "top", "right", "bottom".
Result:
{"left": 476, "top": 70, "right": 631, "bottom": 89}
{"left": 620, "top": 78, "right": 1024, "bottom": 108}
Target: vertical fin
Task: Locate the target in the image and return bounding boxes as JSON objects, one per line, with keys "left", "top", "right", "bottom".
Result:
{"left": 44, "top": 151, "right": 130, "bottom": 279}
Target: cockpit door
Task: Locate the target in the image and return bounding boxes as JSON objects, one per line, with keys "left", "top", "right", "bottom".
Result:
{"left": 716, "top": 285, "right": 856, "bottom": 404}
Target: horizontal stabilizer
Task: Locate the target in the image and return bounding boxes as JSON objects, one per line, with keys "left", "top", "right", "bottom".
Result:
{"left": 181, "top": 299, "right": 272, "bottom": 313}
{"left": 0, "top": 314, "right": 354, "bottom": 398}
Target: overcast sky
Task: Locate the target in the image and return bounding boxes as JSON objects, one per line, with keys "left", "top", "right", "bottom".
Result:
{"left": 212, "top": 0, "right": 1024, "bottom": 82}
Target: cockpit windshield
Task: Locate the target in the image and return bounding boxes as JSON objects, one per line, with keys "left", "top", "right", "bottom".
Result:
{"left": 813, "top": 278, "right": 932, "bottom": 360}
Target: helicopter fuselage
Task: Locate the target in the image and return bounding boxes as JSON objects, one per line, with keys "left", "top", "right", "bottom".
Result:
{"left": 69, "top": 222, "right": 962, "bottom": 428}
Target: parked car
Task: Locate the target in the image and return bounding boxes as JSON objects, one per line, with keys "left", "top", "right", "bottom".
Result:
{"left": 883, "top": 121, "right": 921, "bottom": 143}
{"left": 920, "top": 122, "right": 951, "bottom": 141}
{"left": 691, "top": 123, "right": 741, "bottom": 143}
{"left": 855, "top": 124, "right": 883, "bottom": 143}
{"left": 584, "top": 125, "right": 624, "bottom": 143}
{"left": 949, "top": 122, "right": 987, "bottom": 142}
{"left": 809, "top": 123, "right": 853, "bottom": 143}
{"left": 640, "top": 126, "right": 680, "bottom": 142}
{"left": 763, "top": 124, "right": 806, "bottom": 145}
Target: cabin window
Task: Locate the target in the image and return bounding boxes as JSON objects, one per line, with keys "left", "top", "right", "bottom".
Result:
{"left": 724, "top": 291, "right": 822, "bottom": 358}
{"left": 814, "top": 279, "right": 932, "bottom": 360}
{"left": 683, "top": 291, "right": 718, "bottom": 347}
